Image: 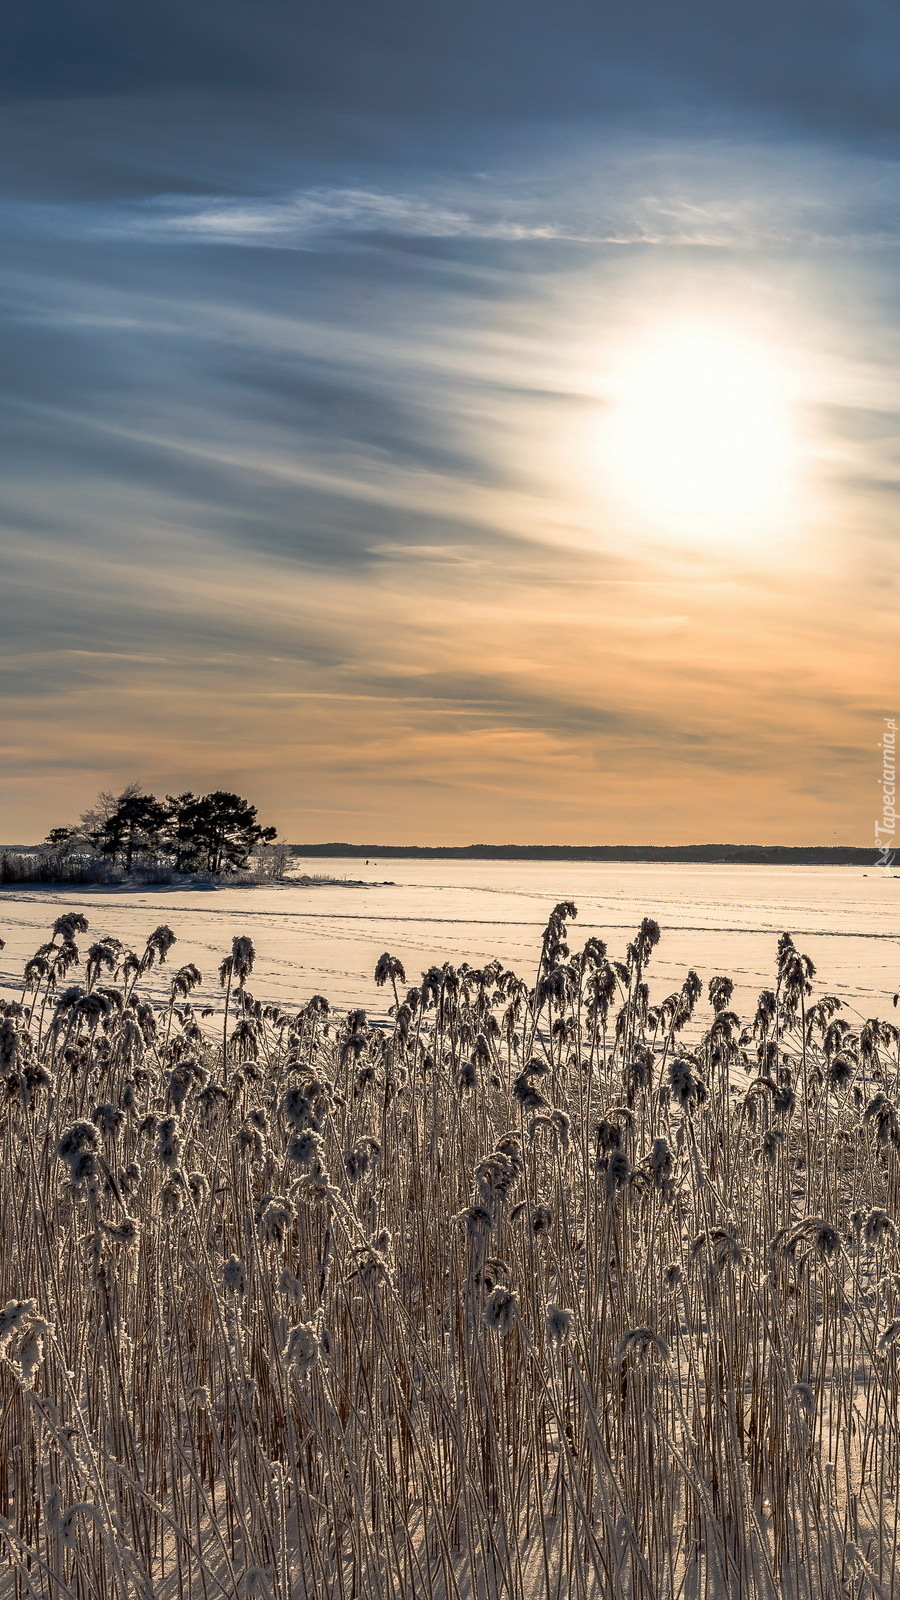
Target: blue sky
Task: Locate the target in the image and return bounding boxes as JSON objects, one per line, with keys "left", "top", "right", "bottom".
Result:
{"left": 1, "top": 2, "right": 898, "bottom": 843}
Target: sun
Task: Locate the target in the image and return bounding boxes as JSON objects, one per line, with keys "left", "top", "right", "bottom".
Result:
{"left": 602, "top": 324, "right": 794, "bottom": 540}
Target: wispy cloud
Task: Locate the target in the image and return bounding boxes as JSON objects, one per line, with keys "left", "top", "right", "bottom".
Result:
{"left": 4, "top": 131, "right": 876, "bottom": 256}
{"left": 101, "top": 187, "right": 564, "bottom": 246}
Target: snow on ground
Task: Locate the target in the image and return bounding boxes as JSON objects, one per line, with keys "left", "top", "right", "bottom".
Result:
{"left": 0, "top": 859, "right": 897, "bottom": 1021}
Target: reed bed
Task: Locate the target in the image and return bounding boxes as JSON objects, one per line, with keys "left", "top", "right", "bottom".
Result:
{"left": 0, "top": 854, "right": 122, "bottom": 886}
{"left": 2, "top": 902, "right": 900, "bottom": 1599}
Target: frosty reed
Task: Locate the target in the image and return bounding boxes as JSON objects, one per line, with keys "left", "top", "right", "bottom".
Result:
{"left": 1, "top": 904, "right": 900, "bottom": 1598}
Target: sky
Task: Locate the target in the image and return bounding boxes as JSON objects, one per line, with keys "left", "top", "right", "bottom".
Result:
{"left": 1, "top": 1, "right": 899, "bottom": 846}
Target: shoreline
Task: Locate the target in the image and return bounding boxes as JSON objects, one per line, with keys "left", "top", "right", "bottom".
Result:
{"left": 0, "top": 873, "right": 381, "bottom": 893}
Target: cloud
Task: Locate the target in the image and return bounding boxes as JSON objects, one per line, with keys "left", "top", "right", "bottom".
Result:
{"left": 117, "top": 188, "right": 563, "bottom": 246}
{"left": 13, "top": 132, "right": 900, "bottom": 256}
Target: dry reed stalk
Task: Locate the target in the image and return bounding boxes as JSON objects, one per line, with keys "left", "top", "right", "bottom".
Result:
{"left": 2, "top": 905, "right": 900, "bottom": 1597}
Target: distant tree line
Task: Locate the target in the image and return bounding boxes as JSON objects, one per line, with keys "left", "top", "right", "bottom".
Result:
{"left": 41, "top": 784, "right": 281, "bottom": 877}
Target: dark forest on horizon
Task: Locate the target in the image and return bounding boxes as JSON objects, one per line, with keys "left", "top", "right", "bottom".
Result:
{"left": 292, "top": 843, "right": 877, "bottom": 865}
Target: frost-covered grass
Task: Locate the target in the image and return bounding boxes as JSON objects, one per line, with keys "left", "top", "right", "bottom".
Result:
{"left": 2, "top": 904, "right": 900, "bottom": 1598}
{"left": 0, "top": 851, "right": 123, "bottom": 885}
{"left": 0, "top": 853, "right": 358, "bottom": 889}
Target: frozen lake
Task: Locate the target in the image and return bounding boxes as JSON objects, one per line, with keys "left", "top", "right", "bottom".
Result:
{"left": 1, "top": 858, "right": 897, "bottom": 1025}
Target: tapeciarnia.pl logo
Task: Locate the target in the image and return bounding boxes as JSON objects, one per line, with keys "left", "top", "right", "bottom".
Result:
{"left": 876, "top": 717, "right": 897, "bottom": 869}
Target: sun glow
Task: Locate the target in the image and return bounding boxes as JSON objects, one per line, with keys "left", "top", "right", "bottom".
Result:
{"left": 603, "top": 325, "right": 794, "bottom": 539}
